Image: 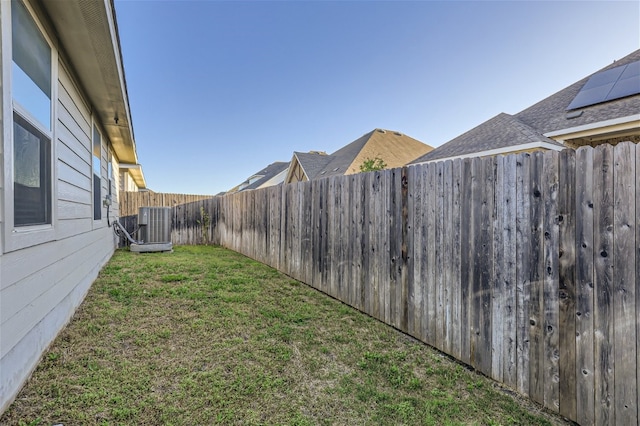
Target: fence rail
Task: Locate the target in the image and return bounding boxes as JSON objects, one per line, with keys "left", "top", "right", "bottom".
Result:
{"left": 127, "top": 144, "right": 639, "bottom": 426}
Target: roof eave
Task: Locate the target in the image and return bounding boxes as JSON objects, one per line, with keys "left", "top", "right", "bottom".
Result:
{"left": 119, "top": 163, "right": 146, "bottom": 189}
{"left": 543, "top": 114, "right": 640, "bottom": 143}
{"left": 39, "top": 0, "right": 140, "bottom": 168}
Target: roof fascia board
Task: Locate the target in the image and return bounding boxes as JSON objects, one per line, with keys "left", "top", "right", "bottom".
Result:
{"left": 413, "top": 141, "right": 566, "bottom": 165}
{"left": 543, "top": 114, "right": 640, "bottom": 141}
{"left": 119, "top": 163, "right": 141, "bottom": 169}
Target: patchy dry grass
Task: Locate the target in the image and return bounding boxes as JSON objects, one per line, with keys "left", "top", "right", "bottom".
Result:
{"left": 2, "top": 246, "right": 569, "bottom": 425}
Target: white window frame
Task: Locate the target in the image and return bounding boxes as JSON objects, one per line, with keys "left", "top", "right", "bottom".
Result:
{"left": 2, "top": 0, "right": 58, "bottom": 252}
{"left": 91, "top": 122, "right": 104, "bottom": 225}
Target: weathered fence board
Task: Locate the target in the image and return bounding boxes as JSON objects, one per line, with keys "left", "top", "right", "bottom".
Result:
{"left": 339, "top": 176, "right": 349, "bottom": 303}
{"left": 613, "top": 143, "right": 637, "bottom": 425}
{"left": 350, "top": 175, "right": 359, "bottom": 309}
{"left": 516, "top": 152, "right": 531, "bottom": 397}
{"left": 381, "top": 170, "right": 391, "bottom": 324}
{"left": 408, "top": 164, "right": 420, "bottom": 338}
{"left": 542, "top": 151, "right": 560, "bottom": 412}
{"left": 156, "top": 144, "right": 638, "bottom": 426}
{"left": 388, "top": 170, "right": 400, "bottom": 329}
{"left": 477, "top": 157, "right": 494, "bottom": 377}
{"left": 558, "top": 148, "right": 576, "bottom": 420}
{"left": 529, "top": 151, "right": 545, "bottom": 405}
{"left": 502, "top": 154, "right": 518, "bottom": 388}
{"left": 425, "top": 163, "right": 437, "bottom": 345}
{"left": 371, "top": 172, "right": 381, "bottom": 320}
{"left": 400, "top": 166, "right": 410, "bottom": 332}
{"left": 593, "top": 144, "right": 615, "bottom": 426}
{"left": 357, "top": 175, "right": 367, "bottom": 311}
{"left": 460, "top": 158, "right": 473, "bottom": 366}
{"left": 450, "top": 159, "right": 463, "bottom": 361}
{"left": 575, "top": 146, "right": 595, "bottom": 426}
{"left": 493, "top": 155, "right": 505, "bottom": 383}
{"left": 442, "top": 160, "right": 453, "bottom": 357}
{"left": 435, "top": 161, "right": 445, "bottom": 351}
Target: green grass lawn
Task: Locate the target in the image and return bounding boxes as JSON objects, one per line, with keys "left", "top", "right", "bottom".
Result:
{"left": 2, "top": 246, "right": 569, "bottom": 425}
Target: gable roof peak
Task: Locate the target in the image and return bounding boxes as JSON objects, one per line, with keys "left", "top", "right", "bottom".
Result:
{"left": 374, "top": 128, "right": 404, "bottom": 136}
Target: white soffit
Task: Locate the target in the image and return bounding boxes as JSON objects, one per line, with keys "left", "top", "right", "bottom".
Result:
{"left": 39, "top": 0, "right": 138, "bottom": 166}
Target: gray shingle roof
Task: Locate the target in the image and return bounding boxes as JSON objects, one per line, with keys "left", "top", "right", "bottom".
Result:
{"left": 316, "top": 131, "right": 374, "bottom": 178}
{"left": 242, "top": 161, "right": 289, "bottom": 191}
{"left": 412, "top": 49, "right": 640, "bottom": 164}
{"left": 410, "top": 114, "right": 563, "bottom": 163}
{"left": 308, "top": 129, "right": 433, "bottom": 178}
{"left": 516, "top": 49, "right": 640, "bottom": 135}
{"left": 288, "top": 129, "right": 433, "bottom": 182}
{"left": 293, "top": 152, "right": 333, "bottom": 180}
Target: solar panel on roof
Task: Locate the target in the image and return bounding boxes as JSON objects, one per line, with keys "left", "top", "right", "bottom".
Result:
{"left": 567, "top": 60, "right": 640, "bottom": 110}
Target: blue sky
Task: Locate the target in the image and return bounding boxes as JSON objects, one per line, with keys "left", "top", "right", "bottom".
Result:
{"left": 114, "top": 0, "right": 639, "bottom": 195}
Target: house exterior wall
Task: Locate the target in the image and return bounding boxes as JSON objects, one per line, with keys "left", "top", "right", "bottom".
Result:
{"left": 0, "top": 4, "right": 4, "bottom": 257}
{"left": 119, "top": 169, "right": 140, "bottom": 192}
{"left": 0, "top": 0, "right": 124, "bottom": 413}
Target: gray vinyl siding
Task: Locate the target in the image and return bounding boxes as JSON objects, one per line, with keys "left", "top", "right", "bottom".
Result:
{"left": 0, "top": 36, "right": 119, "bottom": 414}
{"left": 0, "top": 4, "right": 4, "bottom": 255}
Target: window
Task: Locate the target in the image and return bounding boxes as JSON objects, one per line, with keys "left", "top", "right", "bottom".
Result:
{"left": 93, "top": 125, "right": 102, "bottom": 220}
{"left": 11, "top": 0, "right": 52, "bottom": 227}
{"left": 107, "top": 151, "right": 113, "bottom": 196}
{"left": 13, "top": 113, "right": 51, "bottom": 225}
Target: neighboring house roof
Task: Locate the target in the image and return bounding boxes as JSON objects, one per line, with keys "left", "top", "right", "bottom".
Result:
{"left": 40, "top": 1, "right": 146, "bottom": 188}
{"left": 411, "top": 113, "right": 564, "bottom": 163}
{"left": 243, "top": 162, "right": 290, "bottom": 191}
{"left": 515, "top": 49, "right": 640, "bottom": 142}
{"left": 254, "top": 163, "right": 290, "bottom": 190}
{"left": 293, "top": 151, "right": 333, "bottom": 180}
{"left": 286, "top": 129, "right": 433, "bottom": 182}
{"left": 228, "top": 161, "right": 290, "bottom": 193}
{"left": 412, "top": 49, "right": 640, "bottom": 164}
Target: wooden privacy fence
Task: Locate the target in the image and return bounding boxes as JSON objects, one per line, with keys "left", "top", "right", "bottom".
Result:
{"left": 118, "top": 191, "right": 213, "bottom": 217}
{"left": 154, "top": 143, "right": 638, "bottom": 426}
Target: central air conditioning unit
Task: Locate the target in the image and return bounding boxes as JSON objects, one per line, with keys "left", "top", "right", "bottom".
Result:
{"left": 130, "top": 207, "right": 173, "bottom": 253}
